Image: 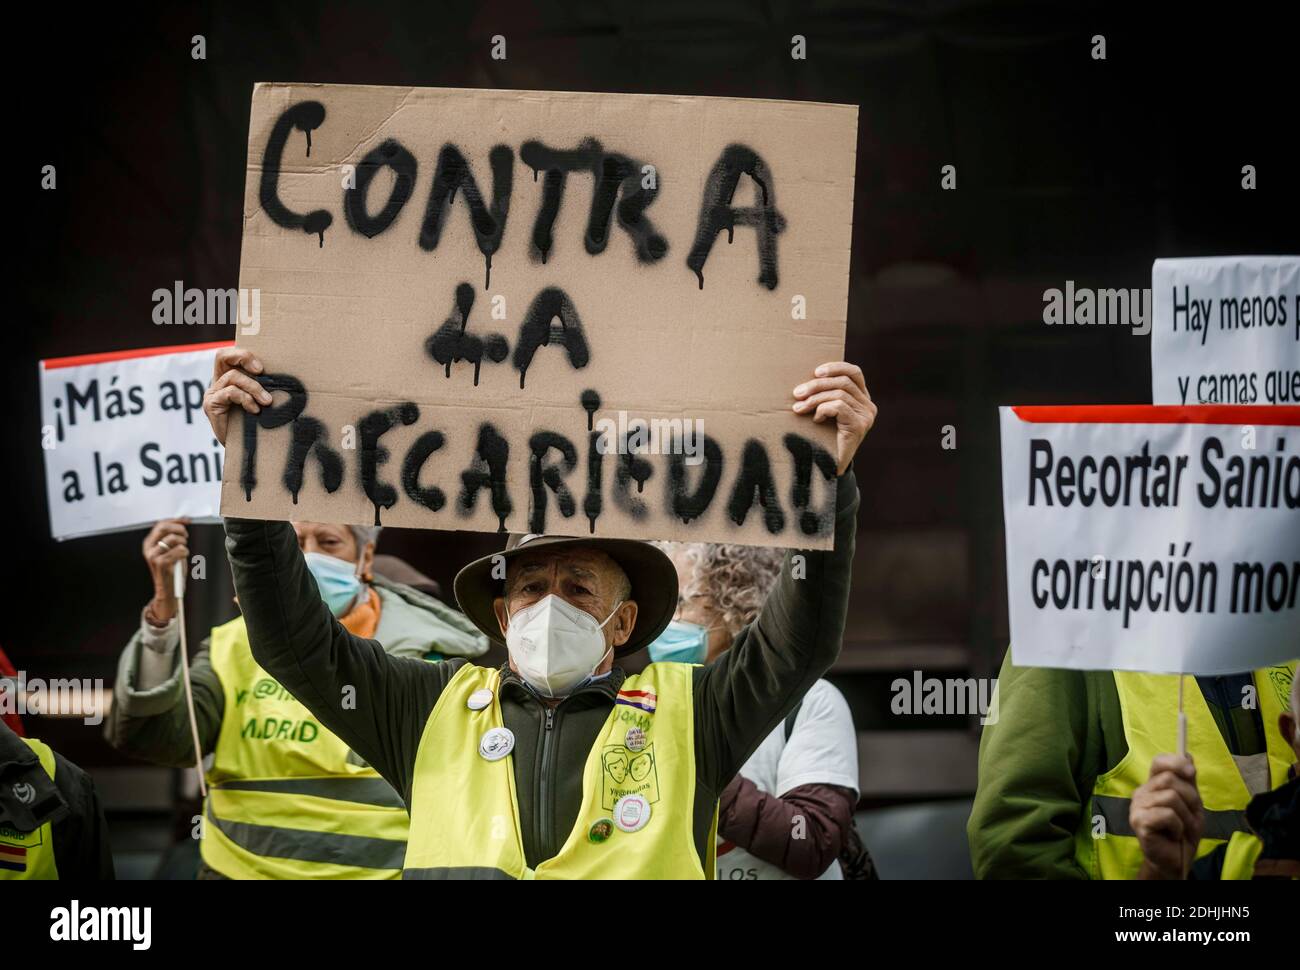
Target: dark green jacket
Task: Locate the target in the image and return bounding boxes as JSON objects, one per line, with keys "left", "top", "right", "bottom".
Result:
{"left": 223, "top": 472, "right": 858, "bottom": 872}
{"left": 968, "top": 654, "right": 1130, "bottom": 879}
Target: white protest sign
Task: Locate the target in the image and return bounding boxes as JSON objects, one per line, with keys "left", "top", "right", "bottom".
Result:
{"left": 1151, "top": 256, "right": 1299, "bottom": 406}
{"left": 40, "top": 342, "right": 231, "bottom": 540}
{"left": 1000, "top": 405, "right": 1300, "bottom": 675}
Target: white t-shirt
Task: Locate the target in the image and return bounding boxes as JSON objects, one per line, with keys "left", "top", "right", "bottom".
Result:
{"left": 715, "top": 679, "right": 860, "bottom": 881}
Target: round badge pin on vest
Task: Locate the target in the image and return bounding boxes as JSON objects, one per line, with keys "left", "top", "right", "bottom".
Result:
{"left": 588, "top": 818, "right": 615, "bottom": 843}
{"left": 624, "top": 727, "right": 647, "bottom": 752}
{"left": 467, "top": 688, "right": 493, "bottom": 711}
{"left": 613, "top": 793, "right": 651, "bottom": 832}
{"left": 478, "top": 727, "right": 515, "bottom": 761}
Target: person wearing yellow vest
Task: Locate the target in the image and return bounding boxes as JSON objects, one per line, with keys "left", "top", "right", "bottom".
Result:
{"left": 1, "top": 720, "right": 114, "bottom": 879}
{"left": 1132, "top": 670, "right": 1299, "bottom": 880}
{"left": 200, "top": 347, "right": 875, "bottom": 879}
{"left": 968, "top": 655, "right": 1297, "bottom": 879}
{"left": 105, "top": 517, "right": 489, "bottom": 879}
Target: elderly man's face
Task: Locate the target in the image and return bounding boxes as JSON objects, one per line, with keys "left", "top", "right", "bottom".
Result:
{"left": 492, "top": 547, "right": 638, "bottom": 659}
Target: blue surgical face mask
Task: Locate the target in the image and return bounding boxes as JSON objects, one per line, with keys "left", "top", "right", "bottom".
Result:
{"left": 647, "top": 620, "right": 711, "bottom": 665}
{"left": 304, "top": 551, "right": 364, "bottom": 618}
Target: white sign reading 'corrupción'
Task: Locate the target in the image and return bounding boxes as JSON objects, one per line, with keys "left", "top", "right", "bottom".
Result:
{"left": 1000, "top": 405, "right": 1300, "bottom": 676}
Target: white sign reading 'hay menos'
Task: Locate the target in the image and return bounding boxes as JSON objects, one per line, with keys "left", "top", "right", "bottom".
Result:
{"left": 41, "top": 342, "right": 231, "bottom": 540}
{"left": 1000, "top": 405, "right": 1300, "bottom": 676}
{"left": 220, "top": 83, "right": 858, "bottom": 548}
{"left": 1151, "top": 256, "right": 1299, "bottom": 406}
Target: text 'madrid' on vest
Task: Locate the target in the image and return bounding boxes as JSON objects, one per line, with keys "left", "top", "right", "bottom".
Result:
{"left": 204, "top": 616, "right": 410, "bottom": 879}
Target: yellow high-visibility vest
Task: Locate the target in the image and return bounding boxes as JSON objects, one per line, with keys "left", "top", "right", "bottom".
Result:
{"left": 1220, "top": 830, "right": 1267, "bottom": 880}
{"left": 203, "top": 617, "right": 409, "bottom": 879}
{"left": 0, "top": 737, "right": 60, "bottom": 880}
{"left": 1075, "top": 664, "right": 1296, "bottom": 880}
{"left": 404, "top": 662, "right": 717, "bottom": 879}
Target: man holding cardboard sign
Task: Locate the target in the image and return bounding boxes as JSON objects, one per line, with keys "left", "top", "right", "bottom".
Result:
{"left": 199, "top": 81, "right": 867, "bottom": 878}
{"left": 204, "top": 346, "right": 873, "bottom": 878}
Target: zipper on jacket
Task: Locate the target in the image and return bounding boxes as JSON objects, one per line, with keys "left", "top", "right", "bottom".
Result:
{"left": 516, "top": 674, "right": 618, "bottom": 865}
{"left": 536, "top": 705, "right": 557, "bottom": 861}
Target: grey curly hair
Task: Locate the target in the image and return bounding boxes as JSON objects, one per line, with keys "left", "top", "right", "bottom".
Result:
{"left": 654, "top": 542, "right": 784, "bottom": 638}
{"left": 349, "top": 525, "right": 382, "bottom": 555}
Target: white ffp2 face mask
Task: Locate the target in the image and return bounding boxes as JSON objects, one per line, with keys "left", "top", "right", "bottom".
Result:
{"left": 505, "top": 593, "right": 622, "bottom": 698}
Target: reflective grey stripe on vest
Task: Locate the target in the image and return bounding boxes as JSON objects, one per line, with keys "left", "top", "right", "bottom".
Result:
{"left": 214, "top": 777, "right": 405, "bottom": 809}
{"left": 1093, "top": 795, "right": 1250, "bottom": 841}
{"left": 206, "top": 804, "right": 407, "bottom": 870}
{"left": 402, "top": 866, "right": 515, "bottom": 880}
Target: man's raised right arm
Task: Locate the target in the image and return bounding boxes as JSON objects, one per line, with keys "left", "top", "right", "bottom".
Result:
{"left": 205, "top": 345, "right": 455, "bottom": 802}
{"left": 222, "top": 517, "right": 456, "bottom": 802}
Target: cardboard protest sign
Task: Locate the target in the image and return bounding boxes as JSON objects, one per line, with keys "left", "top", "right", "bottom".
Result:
{"left": 40, "top": 342, "right": 232, "bottom": 540}
{"left": 1151, "top": 256, "right": 1299, "bottom": 406}
{"left": 1000, "top": 405, "right": 1300, "bottom": 675}
{"left": 221, "top": 83, "right": 858, "bottom": 548}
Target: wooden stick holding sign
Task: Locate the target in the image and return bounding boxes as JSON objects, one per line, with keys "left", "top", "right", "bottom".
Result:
{"left": 1177, "top": 672, "right": 1188, "bottom": 877}
{"left": 172, "top": 559, "right": 207, "bottom": 799}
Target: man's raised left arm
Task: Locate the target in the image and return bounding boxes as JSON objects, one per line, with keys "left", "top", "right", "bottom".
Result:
{"left": 694, "top": 361, "right": 872, "bottom": 790}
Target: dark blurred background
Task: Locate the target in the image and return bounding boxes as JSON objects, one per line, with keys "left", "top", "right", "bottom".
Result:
{"left": 8, "top": 0, "right": 1297, "bottom": 877}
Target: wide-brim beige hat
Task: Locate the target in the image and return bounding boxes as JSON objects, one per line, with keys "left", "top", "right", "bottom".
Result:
{"left": 453, "top": 533, "right": 679, "bottom": 657}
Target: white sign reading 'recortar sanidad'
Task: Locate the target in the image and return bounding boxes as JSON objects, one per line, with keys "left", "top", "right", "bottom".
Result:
{"left": 1000, "top": 404, "right": 1299, "bottom": 675}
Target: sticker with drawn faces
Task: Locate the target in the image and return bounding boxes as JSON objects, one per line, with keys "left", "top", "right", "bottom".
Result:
{"left": 601, "top": 744, "right": 658, "bottom": 811}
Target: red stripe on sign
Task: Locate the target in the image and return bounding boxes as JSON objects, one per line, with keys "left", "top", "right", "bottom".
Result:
{"left": 42, "top": 340, "right": 235, "bottom": 371}
{"left": 1011, "top": 405, "right": 1300, "bottom": 427}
